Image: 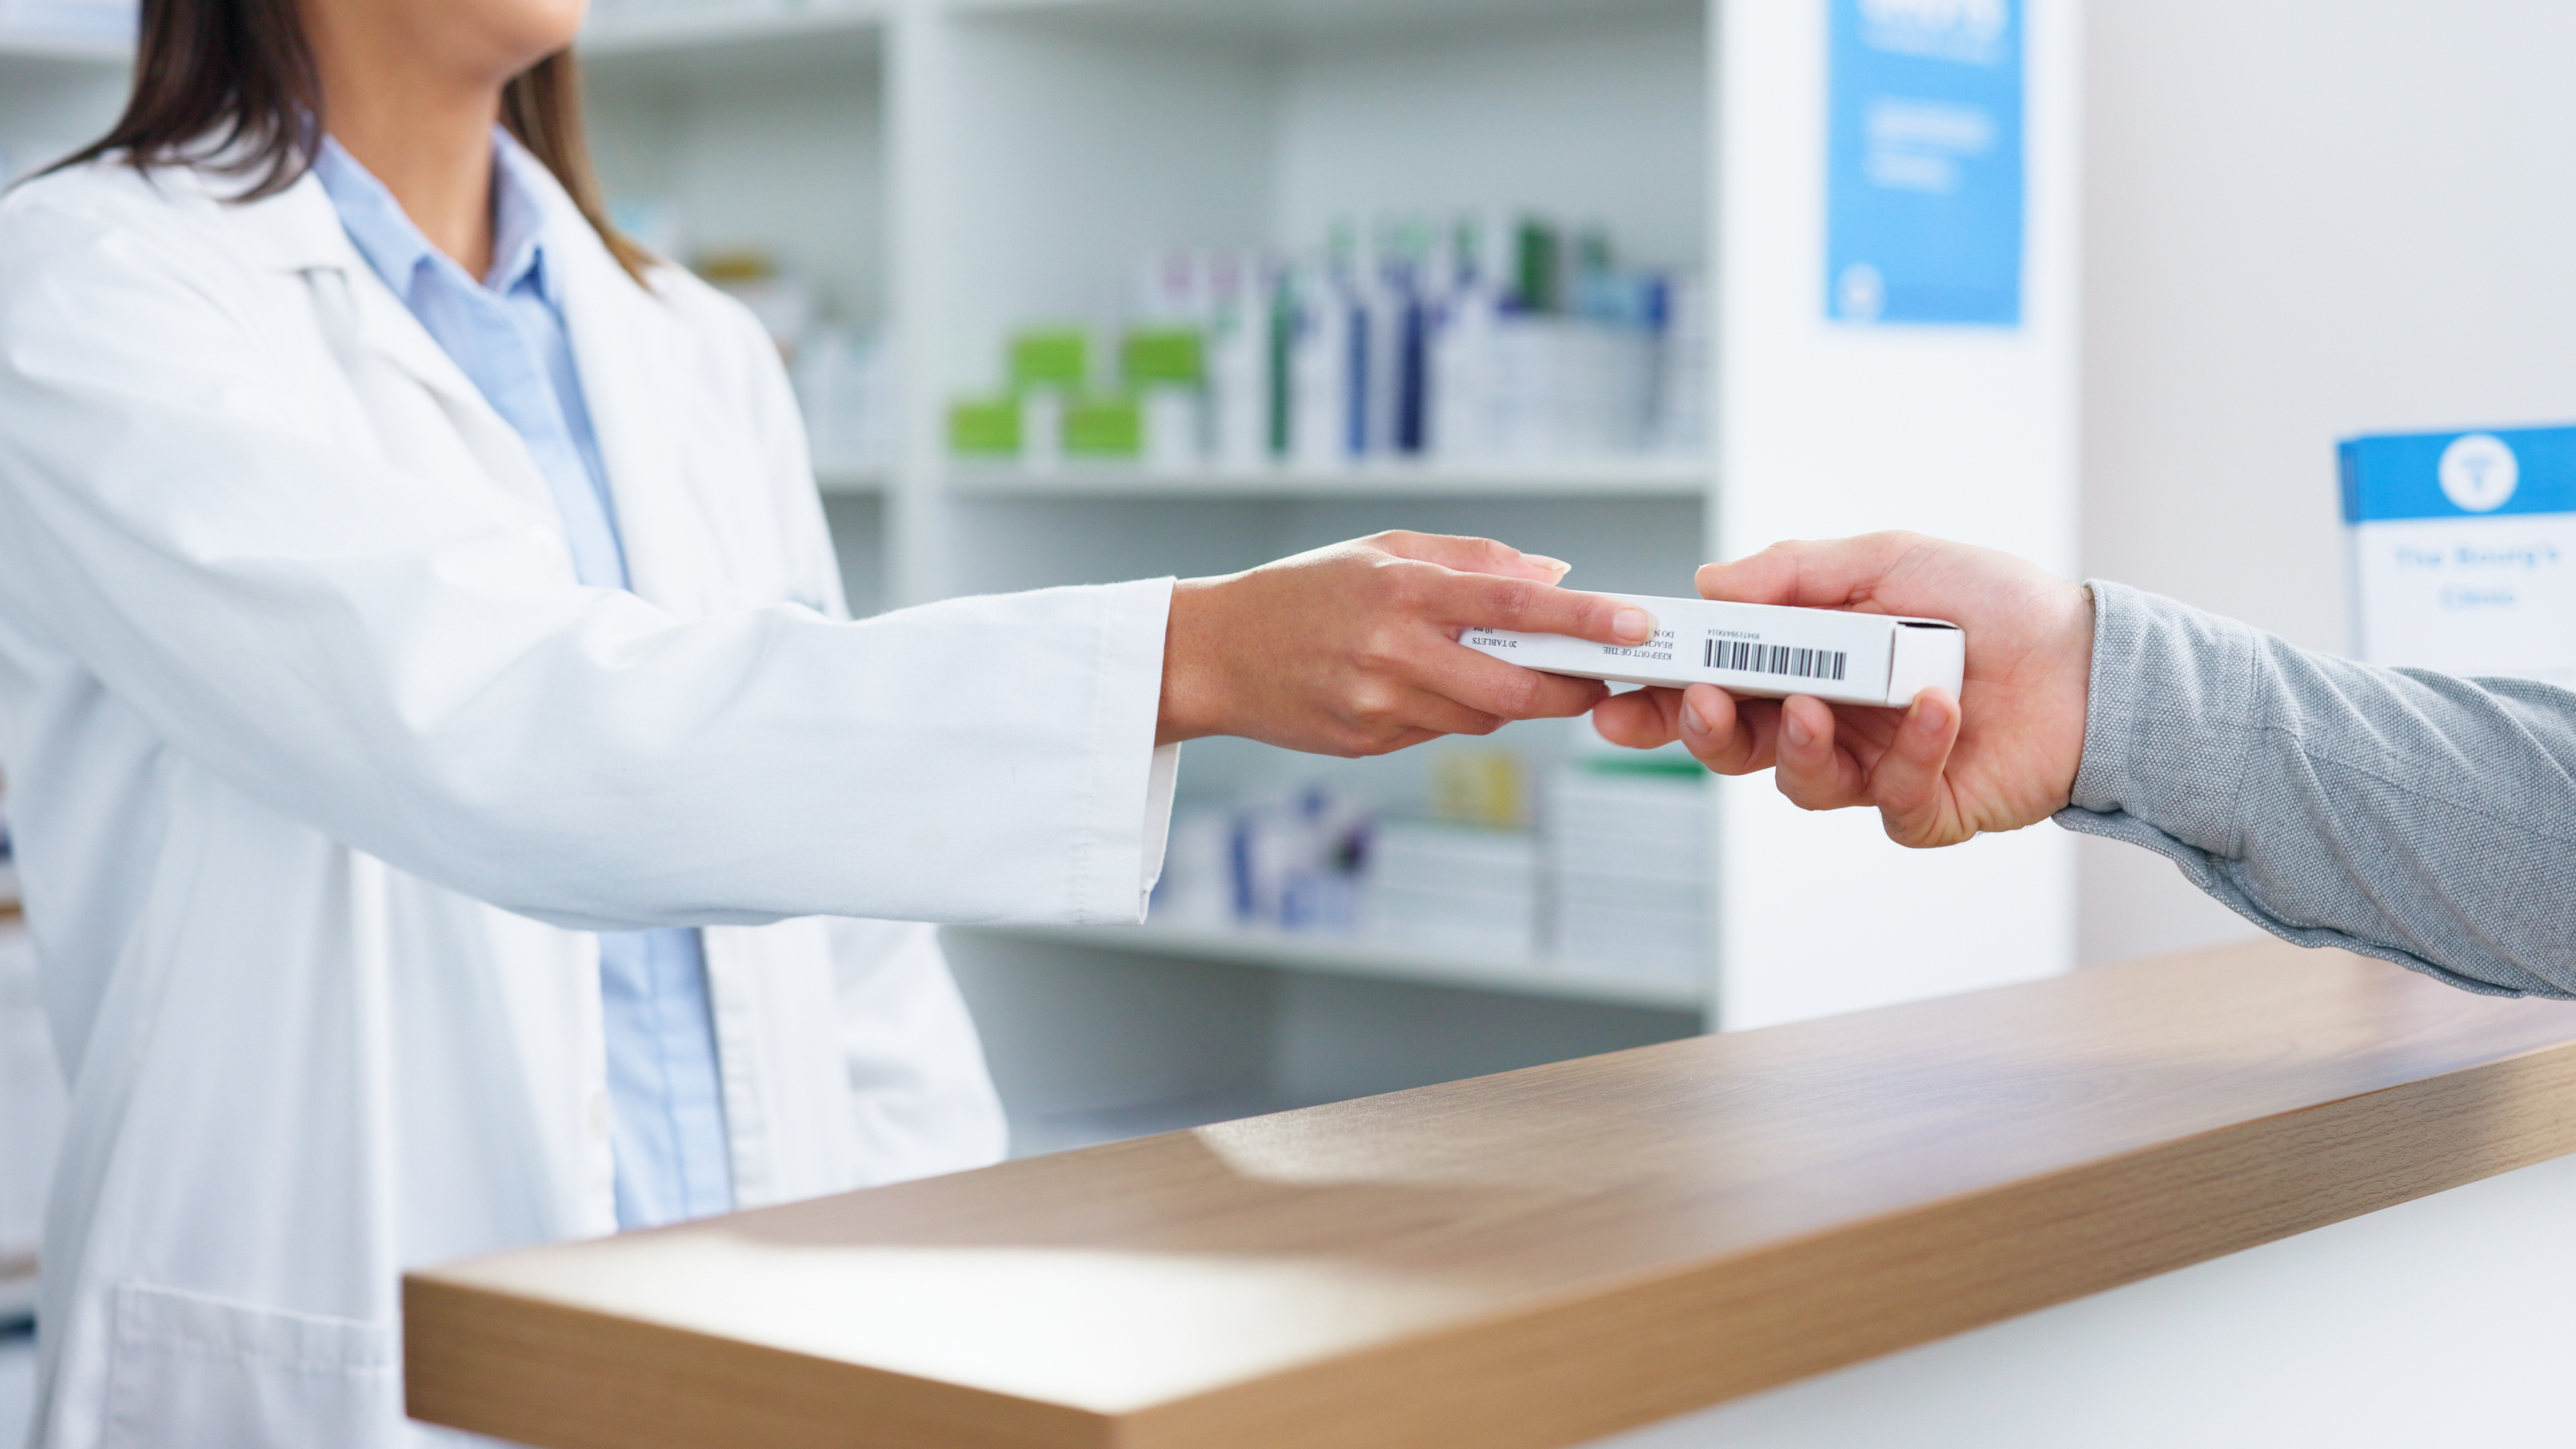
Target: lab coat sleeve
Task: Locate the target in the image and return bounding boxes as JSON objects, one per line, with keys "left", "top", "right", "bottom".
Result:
{"left": 717, "top": 268, "right": 1183, "bottom": 913}
{"left": 0, "top": 184, "right": 1173, "bottom": 930}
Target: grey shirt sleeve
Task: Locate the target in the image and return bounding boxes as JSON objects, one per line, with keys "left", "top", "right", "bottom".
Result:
{"left": 2052, "top": 579, "right": 2576, "bottom": 998}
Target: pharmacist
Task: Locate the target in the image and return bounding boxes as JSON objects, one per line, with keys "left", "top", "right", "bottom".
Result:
{"left": 1596, "top": 531, "right": 2576, "bottom": 999}
{"left": 0, "top": 1, "right": 1654, "bottom": 1444}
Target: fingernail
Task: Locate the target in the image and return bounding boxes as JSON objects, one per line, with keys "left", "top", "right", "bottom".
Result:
{"left": 1613, "top": 607, "right": 1655, "bottom": 643}
{"left": 1522, "top": 553, "right": 1572, "bottom": 576}
{"left": 1783, "top": 710, "right": 1814, "bottom": 749}
{"left": 1682, "top": 701, "right": 1710, "bottom": 737}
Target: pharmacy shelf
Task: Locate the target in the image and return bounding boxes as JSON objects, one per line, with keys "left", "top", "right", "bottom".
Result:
{"left": 964, "top": 922, "right": 1705, "bottom": 1012}
{"left": 945, "top": 457, "right": 1709, "bottom": 500}
{"left": 579, "top": 3, "right": 882, "bottom": 60}
{"left": 0, "top": 1263, "right": 28, "bottom": 1328}
{"left": 0, "top": 29, "right": 129, "bottom": 64}
{"left": 949, "top": 0, "right": 1692, "bottom": 38}
{"left": 814, "top": 462, "right": 891, "bottom": 495}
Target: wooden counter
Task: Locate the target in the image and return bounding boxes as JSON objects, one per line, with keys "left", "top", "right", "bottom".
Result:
{"left": 405, "top": 940, "right": 2576, "bottom": 1449}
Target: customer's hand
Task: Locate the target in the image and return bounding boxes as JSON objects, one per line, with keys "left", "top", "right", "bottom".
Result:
{"left": 1591, "top": 532, "right": 2093, "bottom": 847}
{"left": 1161, "top": 531, "right": 1655, "bottom": 756}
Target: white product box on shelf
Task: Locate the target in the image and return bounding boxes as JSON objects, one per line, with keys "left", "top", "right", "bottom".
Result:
{"left": 1465, "top": 595, "right": 1964, "bottom": 708}
{"left": 1363, "top": 819, "right": 1539, "bottom": 961}
{"left": 1548, "top": 767, "right": 1705, "bottom": 883}
{"left": 1546, "top": 766, "right": 1707, "bottom": 983}
{"left": 1554, "top": 892, "right": 1703, "bottom": 983}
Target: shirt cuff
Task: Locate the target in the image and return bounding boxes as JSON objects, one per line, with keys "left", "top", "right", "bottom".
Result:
{"left": 2061, "top": 578, "right": 2262, "bottom": 857}
{"left": 1069, "top": 576, "right": 1181, "bottom": 924}
{"left": 1140, "top": 743, "right": 1180, "bottom": 915}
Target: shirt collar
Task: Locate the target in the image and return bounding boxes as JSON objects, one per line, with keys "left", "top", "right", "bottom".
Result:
{"left": 310, "top": 127, "right": 558, "bottom": 306}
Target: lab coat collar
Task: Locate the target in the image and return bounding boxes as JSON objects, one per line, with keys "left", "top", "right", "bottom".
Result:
{"left": 172, "top": 144, "right": 710, "bottom": 612}
{"left": 164, "top": 157, "right": 560, "bottom": 528}
{"left": 160, "top": 156, "right": 368, "bottom": 276}
{"left": 503, "top": 143, "right": 715, "bottom": 618}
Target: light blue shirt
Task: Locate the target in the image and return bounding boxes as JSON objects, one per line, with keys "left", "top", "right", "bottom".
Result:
{"left": 313, "top": 135, "right": 733, "bottom": 1230}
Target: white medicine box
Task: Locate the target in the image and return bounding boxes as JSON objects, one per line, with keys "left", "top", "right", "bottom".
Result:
{"left": 2343, "top": 425, "right": 2576, "bottom": 686}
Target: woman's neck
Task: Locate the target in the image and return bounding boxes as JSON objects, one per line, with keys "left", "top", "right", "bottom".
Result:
{"left": 305, "top": 13, "right": 507, "bottom": 279}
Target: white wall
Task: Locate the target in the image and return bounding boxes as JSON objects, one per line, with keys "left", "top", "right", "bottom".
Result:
{"left": 1713, "top": 0, "right": 2082, "bottom": 1027}
{"left": 2078, "top": 0, "right": 2576, "bottom": 965}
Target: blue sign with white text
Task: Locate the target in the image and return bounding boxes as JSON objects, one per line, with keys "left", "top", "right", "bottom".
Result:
{"left": 2341, "top": 423, "right": 2576, "bottom": 686}
{"left": 1827, "top": 0, "right": 2025, "bottom": 327}
{"left": 2340, "top": 426, "right": 2576, "bottom": 522}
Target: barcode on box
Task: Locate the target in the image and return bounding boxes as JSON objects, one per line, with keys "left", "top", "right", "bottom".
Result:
{"left": 1705, "top": 639, "right": 1848, "bottom": 682}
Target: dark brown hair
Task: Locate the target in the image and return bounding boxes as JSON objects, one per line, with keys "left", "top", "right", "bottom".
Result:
{"left": 54, "top": 0, "right": 652, "bottom": 280}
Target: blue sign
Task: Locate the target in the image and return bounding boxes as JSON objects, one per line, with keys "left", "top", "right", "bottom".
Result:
{"left": 2341, "top": 425, "right": 2576, "bottom": 523}
{"left": 1826, "top": 0, "right": 2025, "bottom": 327}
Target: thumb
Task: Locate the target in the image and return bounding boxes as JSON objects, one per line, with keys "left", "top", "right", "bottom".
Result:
{"left": 1868, "top": 688, "right": 1965, "bottom": 847}
{"left": 1696, "top": 533, "right": 1929, "bottom": 610}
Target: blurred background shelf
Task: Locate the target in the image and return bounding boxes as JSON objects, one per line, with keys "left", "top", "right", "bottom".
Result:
{"left": 0, "top": 1263, "right": 30, "bottom": 1328}
{"left": 0, "top": 30, "right": 125, "bottom": 64}
{"left": 947, "top": 457, "right": 1708, "bottom": 499}
{"left": 582, "top": 1, "right": 881, "bottom": 53}
{"left": 961, "top": 922, "right": 1705, "bottom": 1011}
{"left": 948, "top": 0, "right": 1699, "bottom": 39}
{"left": 579, "top": 3, "right": 883, "bottom": 74}
{"left": 814, "top": 462, "right": 892, "bottom": 495}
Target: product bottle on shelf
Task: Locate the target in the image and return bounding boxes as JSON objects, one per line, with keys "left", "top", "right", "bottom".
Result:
{"left": 1428, "top": 213, "right": 1503, "bottom": 464}
{"left": 1653, "top": 271, "right": 1711, "bottom": 455}
{"left": 1010, "top": 327, "right": 1088, "bottom": 472}
{"left": 1205, "top": 252, "right": 1273, "bottom": 473}
{"left": 1327, "top": 218, "right": 1383, "bottom": 463}
{"left": 1283, "top": 260, "right": 1354, "bottom": 471}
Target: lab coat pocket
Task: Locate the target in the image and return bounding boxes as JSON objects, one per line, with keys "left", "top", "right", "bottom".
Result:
{"left": 103, "top": 1281, "right": 398, "bottom": 1448}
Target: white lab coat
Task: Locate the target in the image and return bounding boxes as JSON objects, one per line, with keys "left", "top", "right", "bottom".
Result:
{"left": 0, "top": 155, "right": 1177, "bottom": 1448}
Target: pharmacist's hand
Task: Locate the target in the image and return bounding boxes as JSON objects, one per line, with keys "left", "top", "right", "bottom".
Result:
{"left": 1591, "top": 532, "right": 2093, "bottom": 847}
{"left": 1159, "top": 531, "right": 1653, "bottom": 756}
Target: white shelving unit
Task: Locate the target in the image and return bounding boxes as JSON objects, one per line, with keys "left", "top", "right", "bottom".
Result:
{"left": 580, "top": 1, "right": 883, "bottom": 57}
{"left": 947, "top": 456, "right": 1708, "bottom": 499}
{"left": 0, "top": 20, "right": 128, "bottom": 185}
{"left": 1, "top": 0, "right": 2082, "bottom": 1153}
{"left": 961, "top": 922, "right": 1704, "bottom": 1012}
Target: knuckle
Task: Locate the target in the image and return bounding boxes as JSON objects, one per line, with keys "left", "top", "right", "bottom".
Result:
{"left": 1356, "top": 624, "right": 1413, "bottom": 672}
{"left": 1490, "top": 668, "right": 1544, "bottom": 718}
{"left": 1482, "top": 578, "right": 1541, "bottom": 629}
{"left": 1344, "top": 682, "right": 1403, "bottom": 727}
{"left": 1377, "top": 560, "right": 1436, "bottom": 610}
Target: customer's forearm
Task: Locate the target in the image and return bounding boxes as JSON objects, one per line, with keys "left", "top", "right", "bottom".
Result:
{"left": 2056, "top": 581, "right": 2576, "bottom": 998}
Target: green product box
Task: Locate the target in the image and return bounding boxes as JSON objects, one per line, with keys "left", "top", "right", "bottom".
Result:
{"left": 1063, "top": 394, "right": 1142, "bottom": 459}
{"left": 1009, "top": 328, "right": 1089, "bottom": 390}
{"left": 949, "top": 396, "right": 1021, "bottom": 457}
{"left": 1120, "top": 327, "right": 1204, "bottom": 387}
